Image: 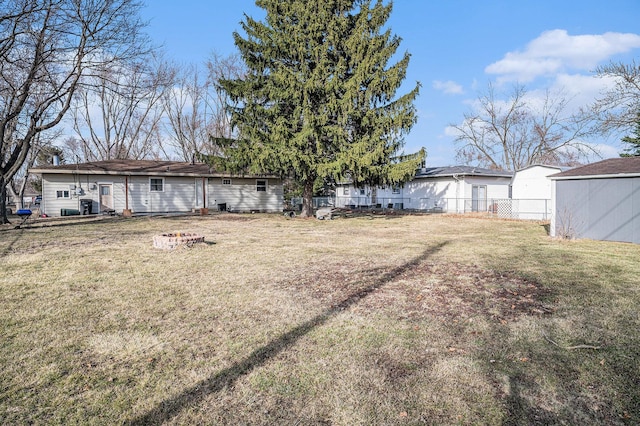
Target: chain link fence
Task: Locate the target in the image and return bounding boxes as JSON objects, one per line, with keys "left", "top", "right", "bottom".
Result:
{"left": 291, "top": 196, "right": 551, "bottom": 220}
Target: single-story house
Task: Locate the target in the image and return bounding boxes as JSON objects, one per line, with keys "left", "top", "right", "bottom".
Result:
{"left": 336, "top": 165, "right": 513, "bottom": 213}
{"left": 29, "top": 160, "right": 284, "bottom": 217}
{"left": 510, "top": 164, "right": 569, "bottom": 220}
{"left": 549, "top": 157, "right": 640, "bottom": 244}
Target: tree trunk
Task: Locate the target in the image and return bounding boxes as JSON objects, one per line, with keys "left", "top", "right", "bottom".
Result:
{"left": 0, "top": 176, "right": 10, "bottom": 224}
{"left": 300, "top": 177, "right": 314, "bottom": 218}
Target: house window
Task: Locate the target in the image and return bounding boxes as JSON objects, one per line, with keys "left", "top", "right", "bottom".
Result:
{"left": 343, "top": 186, "right": 349, "bottom": 196}
{"left": 392, "top": 185, "right": 401, "bottom": 194}
{"left": 359, "top": 188, "right": 365, "bottom": 195}
{"left": 256, "top": 179, "right": 267, "bottom": 192}
{"left": 222, "top": 178, "right": 231, "bottom": 185}
{"left": 56, "top": 190, "right": 70, "bottom": 198}
{"left": 150, "top": 178, "right": 164, "bottom": 192}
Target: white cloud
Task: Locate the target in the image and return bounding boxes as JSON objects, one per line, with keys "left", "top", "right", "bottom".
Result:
{"left": 444, "top": 125, "right": 462, "bottom": 138}
{"left": 589, "top": 142, "right": 620, "bottom": 159}
{"left": 433, "top": 80, "right": 464, "bottom": 95}
{"left": 485, "top": 29, "right": 640, "bottom": 82}
{"left": 515, "top": 72, "right": 620, "bottom": 117}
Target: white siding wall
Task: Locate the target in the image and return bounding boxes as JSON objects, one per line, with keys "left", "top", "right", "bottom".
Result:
{"left": 405, "top": 176, "right": 510, "bottom": 213}
{"left": 42, "top": 174, "right": 131, "bottom": 216}
{"left": 128, "top": 176, "right": 198, "bottom": 213}
{"left": 462, "top": 176, "right": 511, "bottom": 199}
{"left": 42, "top": 173, "right": 283, "bottom": 215}
{"left": 209, "top": 177, "right": 283, "bottom": 212}
{"left": 404, "top": 178, "right": 457, "bottom": 210}
{"left": 42, "top": 174, "right": 82, "bottom": 216}
{"left": 334, "top": 176, "right": 511, "bottom": 212}
{"left": 335, "top": 184, "right": 406, "bottom": 208}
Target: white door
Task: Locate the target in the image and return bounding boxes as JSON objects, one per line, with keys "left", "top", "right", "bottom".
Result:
{"left": 472, "top": 185, "right": 487, "bottom": 212}
{"left": 99, "top": 184, "right": 113, "bottom": 212}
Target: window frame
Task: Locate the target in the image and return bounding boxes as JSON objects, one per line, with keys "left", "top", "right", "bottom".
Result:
{"left": 222, "top": 178, "right": 232, "bottom": 186}
{"left": 149, "top": 177, "right": 164, "bottom": 192}
{"left": 256, "top": 179, "right": 267, "bottom": 192}
{"left": 56, "top": 190, "right": 70, "bottom": 199}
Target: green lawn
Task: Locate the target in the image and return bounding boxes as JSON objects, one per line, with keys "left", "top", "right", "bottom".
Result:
{"left": 1, "top": 214, "right": 638, "bottom": 425}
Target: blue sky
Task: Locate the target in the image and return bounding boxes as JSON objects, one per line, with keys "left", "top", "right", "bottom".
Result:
{"left": 142, "top": 0, "right": 640, "bottom": 166}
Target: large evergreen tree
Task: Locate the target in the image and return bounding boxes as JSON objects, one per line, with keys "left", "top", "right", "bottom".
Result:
{"left": 620, "top": 112, "right": 640, "bottom": 157}
{"left": 216, "top": 0, "right": 424, "bottom": 217}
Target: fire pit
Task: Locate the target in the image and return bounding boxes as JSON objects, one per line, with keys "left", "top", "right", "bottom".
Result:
{"left": 153, "top": 232, "right": 205, "bottom": 250}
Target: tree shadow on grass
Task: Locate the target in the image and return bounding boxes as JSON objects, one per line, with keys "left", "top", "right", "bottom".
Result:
{"left": 476, "top": 240, "right": 640, "bottom": 424}
{"left": 0, "top": 227, "right": 24, "bottom": 257}
{"left": 126, "top": 241, "right": 449, "bottom": 425}
{"left": 503, "top": 374, "right": 559, "bottom": 426}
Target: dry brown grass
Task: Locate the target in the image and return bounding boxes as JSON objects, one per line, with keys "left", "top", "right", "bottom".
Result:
{"left": 1, "top": 213, "right": 639, "bottom": 425}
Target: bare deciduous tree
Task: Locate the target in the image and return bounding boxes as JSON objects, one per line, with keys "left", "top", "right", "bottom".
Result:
{"left": 452, "top": 83, "right": 596, "bottom": 171}
{"left": 68, "top": 55, "right": 174, "bottom": 161}
{"left": 161, "top": 53, "right": 245, "bottom": 161}
{"left": 7, "top": 129, "right": 61, "bottom": 211}
{"left": 593, "top": 60, "right": 640, "bottom": 136}
{"left": 0, "top": 0, "right": 149, "bottom": 223}
{"left": 206, "top": 52, "right": 245, "bottom": 141}
{"left": 161, "top": 63, "right": 212, "bottom": 161}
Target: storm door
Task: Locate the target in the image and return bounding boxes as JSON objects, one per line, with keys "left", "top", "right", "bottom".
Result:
{"left": 99, "top": 184, "right": 113, "bottom": 212}
{"left": 472, "top": 185, "right": 487, "bottom": 212}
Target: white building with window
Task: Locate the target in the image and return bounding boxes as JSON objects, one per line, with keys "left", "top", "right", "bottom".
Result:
{"left": 336, "top": 166, "right": 513, "bottom": 212}
{"left": 30, "top": 160, "right": 283, "bottom": 216}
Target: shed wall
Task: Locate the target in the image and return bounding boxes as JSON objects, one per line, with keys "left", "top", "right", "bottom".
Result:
{"left": 511, "top": 166, "right": 557, "bottom": 219}
{"left": 554, "top": 177, "right": 640, "bottom": 244}
{"left": 511, "top": 166, "right": 557, "bottom": 199}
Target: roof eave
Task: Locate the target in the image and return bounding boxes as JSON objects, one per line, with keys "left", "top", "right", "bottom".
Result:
{"left": 29, "top": 168, "right": 278, "bottom": 179}
{"left": 416, "top": 172, "right": 512, "bottom": 179}
{"left": 550, "top": 172, "right": 640, "bottom": 180}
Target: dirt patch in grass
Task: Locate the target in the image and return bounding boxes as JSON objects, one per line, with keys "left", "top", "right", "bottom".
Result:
{"left": 285, "top": 260, "right": 553, "bottom": 323}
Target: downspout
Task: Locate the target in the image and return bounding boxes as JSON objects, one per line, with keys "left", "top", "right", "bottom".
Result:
{"left": 202, "top": 177, "right": 206, "bottom": 208}
{"left": 41, "top": 176, "right": 45, "bottom": 217}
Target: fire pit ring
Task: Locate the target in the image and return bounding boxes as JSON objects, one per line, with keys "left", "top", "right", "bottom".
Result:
{"left": 153, "top": 232, "right": 205, "bottom": 250}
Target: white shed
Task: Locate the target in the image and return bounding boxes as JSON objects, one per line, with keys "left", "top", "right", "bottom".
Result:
{"left": 549, "top": 157, "right": 640, "bottom": 244}
{"left": 510, "top": 164, "right": 567, "bottom": 220}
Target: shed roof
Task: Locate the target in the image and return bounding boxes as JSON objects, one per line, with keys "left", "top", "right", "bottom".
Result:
{"left": 29, "top": 159, "right": 277, "bottom": 178}
{"left": 549, "top": 157, "right": 640, "bottom": 180}
{"left": 514, "top": 164, "right": 571, "bottom": 173}
{"left": 415, "top": 166, "right": 513, "bottom": 179}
